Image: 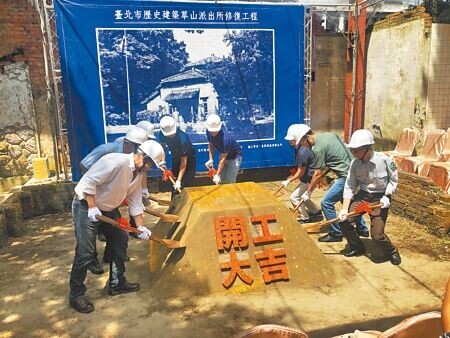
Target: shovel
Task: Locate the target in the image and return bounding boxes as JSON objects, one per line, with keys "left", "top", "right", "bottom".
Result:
{"left": 144, "top": 207, "right": 179, "bottom": 223}
{"left": 308, "top": 202, "right": 383, "bottom": 228}
{"left": 273, "top": 168, "right": 297, "bottom": 196}
{"left": 96, "top": 215, "right": 183, "bottom": 249}
{"left": 148, "top": 195, "right": 171, "bottom": 206}
{"left": 161, "top": 168, "right": 181, "bottom": 193}
{"left": 291, "top": 199, "right": 304, "bottom": 214}
{"left": 205, "top": 164, "right": 219, "bottom": 185}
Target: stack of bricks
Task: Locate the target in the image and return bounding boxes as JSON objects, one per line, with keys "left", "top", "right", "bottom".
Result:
{"left": 373, "top": 6, "right": 432, "bottom": 32}
{"left": 392, "top": 171, "right": 450, "bottom": 237}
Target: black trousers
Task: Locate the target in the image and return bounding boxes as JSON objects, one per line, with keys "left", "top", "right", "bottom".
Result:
{"left": 341, "top": 190, "right": 398, "bottom": 257}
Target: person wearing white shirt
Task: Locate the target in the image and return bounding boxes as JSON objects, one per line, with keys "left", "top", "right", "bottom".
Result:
{"left": 69, "top": 140, "right": 164, "bottom": 313}
{"left": 338, "top": 129, "right": 401, "bottom": 265}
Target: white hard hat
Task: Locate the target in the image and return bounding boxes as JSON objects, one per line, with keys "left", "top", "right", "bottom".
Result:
{"left": 206, "top": 114, "right": 222, "bottom": 132}
{"left": 347, "top": 129, "right": 375, "bottom": 148}
{"left": 159, "top": 116, "right": 177, "bottom": 136}
{"left": 136, "top": 121, "right": 156, "bottom": 139}
{"left": 124, "top": 126, "right": 148, "bottom": 145}
{"left": 138, "top": 140, "right": 164, "bottom": 168}
{"left": 284, "top": 124, "right": 311, "bottom": 145}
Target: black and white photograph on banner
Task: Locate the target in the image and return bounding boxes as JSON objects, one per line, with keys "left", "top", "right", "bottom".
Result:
{"left": 98, "top": 28, "right": 275, "bottom": 144}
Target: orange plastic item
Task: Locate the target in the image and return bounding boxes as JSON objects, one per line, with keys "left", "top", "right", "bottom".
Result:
{"left": 117, "top": 217, "right": 133, "bottom": 232}
{"left": 162, "top": 169, "right": 174, "bottom": 181}
{"left": 355, "top": 202, "right": 375, "bottom": 215}
{"left": 207, "top": 168, "right": 217, "bottom": 178}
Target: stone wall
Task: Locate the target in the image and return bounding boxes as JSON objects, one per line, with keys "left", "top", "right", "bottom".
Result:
{"left": 392, "top": 171, "right": 450, "bottom": 236}
{"left": 0, "top": 125, "right": 38, "bottom": 177}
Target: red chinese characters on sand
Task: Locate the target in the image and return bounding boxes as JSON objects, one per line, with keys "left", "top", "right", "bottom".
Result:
{"left": 255, "top": 248, "right": 289, "bottom": 283}
{"left": 219, "top": 250, "right": 253, "bottom": 288}
{"left": 215, "top": 215, "right": 248, "bottom": 251}
{"left": 214, "top": 213, "right": 290, "bottom": 288}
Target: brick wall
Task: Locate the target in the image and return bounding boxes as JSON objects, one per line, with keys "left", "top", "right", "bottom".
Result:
{"left": 392, "top": 171, "right": 450, "bottom": 236}
{"left": 0, "top": 0, "right": 46, "bottom": 90}
{"left": 0, "top": 0, "right": 55, "bottom": 163}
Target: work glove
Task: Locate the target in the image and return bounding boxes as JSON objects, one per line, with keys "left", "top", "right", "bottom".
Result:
{"left": 158, "top": 160, "right": 167, "bottom": 171}
{"left": 281, "top": 179, "right": 290, "bottom": 188}
{"left": 338, "top": 209, "right": 348, "bottom": 221}
{"left": 213, "top": 174, "right": 221, "bottom": 184}
{"left": 173, "top": 180, "right": 181, "bottom": 191}
{"left": 205, "top": 159, "right": 214, "bottom": 169}
{"left": 88, "top": 207, "right": 102, "bottom": 222}
{"left": 141, "top": 188, "right": 149, "bottom": 199}
{"left": 380, "top": 195, "right": 390, "bottom": 209}
{"left": 301, "top": 191, "right": 311, "bottom": 202}
{"left": 137, "top": 226, "right": 151, "bottom": 241}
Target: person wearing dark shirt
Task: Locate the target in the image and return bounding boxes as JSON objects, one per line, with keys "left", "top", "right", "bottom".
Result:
{"left": 158, "top": 116, "right": 197, "bottom": 195}
{"left": 205, "top": 114, "right": 242, "bottom": 184}
{"left": 283, "top": 124, "right": 322, "bottom": 223}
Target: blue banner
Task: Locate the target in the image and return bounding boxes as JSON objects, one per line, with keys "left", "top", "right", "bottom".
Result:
{"left": 54, "top": 0, "right": 305, "bottom": 181}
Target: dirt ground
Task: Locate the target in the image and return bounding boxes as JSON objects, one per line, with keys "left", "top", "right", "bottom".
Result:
{"left": 0, "top": 182, "right": 449, "bottom": 338}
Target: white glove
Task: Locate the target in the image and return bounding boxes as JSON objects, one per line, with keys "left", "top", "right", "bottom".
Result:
{"left": 213, "top": 174, "right": 221, "bottom": 184}
{"left": 205, "top": 159, "right": 214, "bottom": 169}
{"left": 301, "top": 191, "right": 311, "bottom": 202}
{"left": 158, "top": 160, "right": 167, "bottom": 170}
{"left": 380, "top": 195, "right": 390, "bottom": 209}
{"left": 338, "top": 209, "right": 348, "bottom": 221}
{"left": 173, "top": 180, "right": 181, "bottom": 191}
{"left": 137, "top": 226, "right": 151, "bottom": 240}
{"left": 141, "top": 188, "right": 149, "bottom": 199}
{"left": 88, "top": 207, "right": 102, "bottom": 222}
{"left": 281, "top": 179, "right": 290, "bottom": 188}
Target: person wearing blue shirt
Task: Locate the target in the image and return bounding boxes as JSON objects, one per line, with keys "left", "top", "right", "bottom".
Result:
{"left": 282, "top": 124, "right": 322, "bottom": 223}
{"left": 158, "top": 116, "right": 197, "bottom": 196}
{"left": 205, "top": 114, "right": 242, "bottom": 184}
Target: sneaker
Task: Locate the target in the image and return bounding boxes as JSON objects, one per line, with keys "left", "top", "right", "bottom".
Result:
{"left": 357, "top": 229, "right": 370, "bottom": 238}
{"left": 88, "top": 259, "right": 104, "bottom": 275}
{"left": 108, "top": 281, "right": 140, "bottom": 296}
{"left": 390, "top": 252, "right": 401, "bottom": 265}
{"left": 70, "top": 296, "right": 94, "bottom": 313}
{"left": 318, "top": 233, "right": 343, "bottom": 242}
{"left": 309, "top": 210, "right": 324, "bottom": 221}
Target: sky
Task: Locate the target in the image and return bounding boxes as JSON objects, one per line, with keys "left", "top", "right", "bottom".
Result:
{"left": 173, "top": 29, "right": 232, "bottom": 63}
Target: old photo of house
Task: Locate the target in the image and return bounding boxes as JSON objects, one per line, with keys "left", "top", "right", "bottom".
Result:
{"left": 97, "top": 28, "right": 275, "bottom": 144}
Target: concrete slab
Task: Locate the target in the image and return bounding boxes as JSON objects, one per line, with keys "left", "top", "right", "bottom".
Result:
{"left": 147, "top": 182, "right": 336, "bottom": 298}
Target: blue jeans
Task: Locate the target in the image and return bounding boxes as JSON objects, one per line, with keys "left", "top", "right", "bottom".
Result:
{"left": 219, "top": 155, "right": 242, "bottom": 184}
{"left": 321, "top": 177, "right": 368, "bottom": 237}
{"left": 69, "top": 199, "right": 128, "bottom": 301}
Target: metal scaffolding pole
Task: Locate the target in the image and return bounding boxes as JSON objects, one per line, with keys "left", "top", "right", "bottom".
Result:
{"left": 41, "top": 0, "right": 69, "bottom": 181}
{"left": 304, "top": 8, "right": 313, "bottom": 126}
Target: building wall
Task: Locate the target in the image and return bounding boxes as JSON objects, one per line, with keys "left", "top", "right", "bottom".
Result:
{"left": 426, "top": 23, "right": 450, "bottom": 131}
{"left": 311, "top": 34, "right": 347, "bottom": 133}
{"left": 364, "top": 8, "right": 438, "bottom": 151}
{"left": 0, "top": 0, "right": 55, "bottom": 177}
{"left": 365, "top": 14, "right": 431, "bottom": 148}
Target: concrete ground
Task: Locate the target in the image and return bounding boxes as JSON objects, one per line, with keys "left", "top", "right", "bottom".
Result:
{"left": 0, "top": 181, "right": 448, "bottom": 338}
